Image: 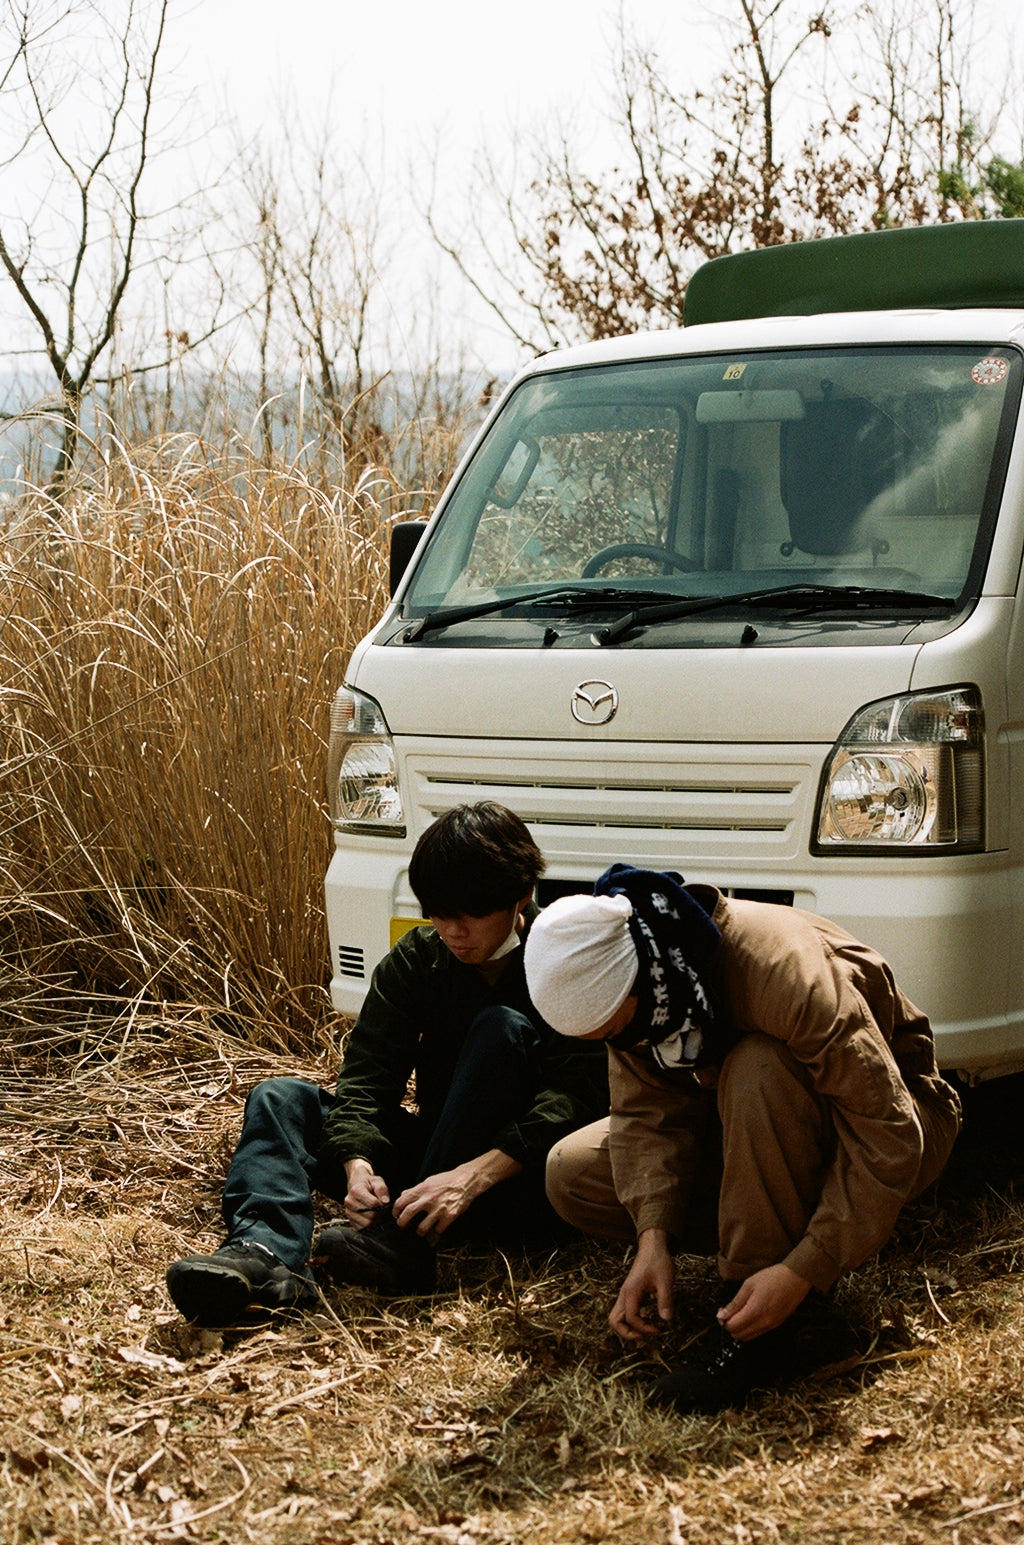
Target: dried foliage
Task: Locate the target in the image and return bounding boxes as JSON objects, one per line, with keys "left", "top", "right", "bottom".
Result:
{"left": 0, "top": 430, "right": 462, "bottom": 1052}
{"left": 444, "top": 0, "right": 1024, "bottom": 349}
{"left": 1, "top": 1027, "right": 1023, "bottom": 1544}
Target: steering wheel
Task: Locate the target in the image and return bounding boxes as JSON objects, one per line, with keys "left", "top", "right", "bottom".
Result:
{"left": 581, "top": 542, "right": 698, "bottom": 578}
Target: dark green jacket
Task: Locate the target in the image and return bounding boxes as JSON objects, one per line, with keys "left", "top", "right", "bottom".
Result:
{"left": 317, "top": 916, "right": 609, "bottom": 1184}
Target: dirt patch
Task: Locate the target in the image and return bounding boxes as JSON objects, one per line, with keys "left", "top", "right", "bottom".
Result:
{"left": 2, "top": 1029, "right": 1023, "bottom": 1544}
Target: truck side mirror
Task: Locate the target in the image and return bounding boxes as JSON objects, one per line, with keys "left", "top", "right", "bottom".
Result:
{"left": 389, "top": 521, "right": 428, "bottom": 596}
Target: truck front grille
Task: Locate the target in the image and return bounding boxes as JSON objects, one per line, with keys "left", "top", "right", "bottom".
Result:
{"left": 401, "top": 743, "right": 818, "bottom": 867}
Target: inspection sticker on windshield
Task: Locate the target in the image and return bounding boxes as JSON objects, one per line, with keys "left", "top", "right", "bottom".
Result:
{"left": 722, "top": 363, "right": 747, "bottom": 380}
{"left": 971, "top": 356, "right": 1009, "bottom": 385}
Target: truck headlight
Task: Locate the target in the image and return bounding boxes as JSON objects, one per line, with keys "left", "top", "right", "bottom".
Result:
{"left": 814, "top": 686, "right": 984, "bottom": 852}
{"left": 328, "top": 686, "right": 405, "bottom": 834}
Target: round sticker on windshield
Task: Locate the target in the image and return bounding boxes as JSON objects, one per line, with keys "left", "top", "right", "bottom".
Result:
{"left": 972, "top": 356, "right": 1009, "bottom": 385}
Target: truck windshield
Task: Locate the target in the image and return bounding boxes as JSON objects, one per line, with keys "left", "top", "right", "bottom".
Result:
{"left": 403, "top": 345, "right": 1021, "bottom": 621}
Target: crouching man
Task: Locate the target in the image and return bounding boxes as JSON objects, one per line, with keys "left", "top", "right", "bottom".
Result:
{"left": 166, "top": 803, "right": 609, "bottom": 1326}
{"left": 524, "top": 864, "right": 961, "bottom": 1415}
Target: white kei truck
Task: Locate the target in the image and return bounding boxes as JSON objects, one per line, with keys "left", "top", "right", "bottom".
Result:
{"left": 326, "top": 220, "right": 1024, "bottom": 1082}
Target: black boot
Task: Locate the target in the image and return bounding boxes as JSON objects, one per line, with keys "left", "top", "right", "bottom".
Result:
{"left": 648, "top": 1320, "right": 793, "bottom": 1415}
{"left": 166, "top": 1240, "right": 315, "bottom": 1327}
{"left": 314, "top": 1213, "right": 436, "bottom": 1296}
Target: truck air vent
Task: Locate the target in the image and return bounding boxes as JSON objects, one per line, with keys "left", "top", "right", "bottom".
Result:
{"left": 337, "top": 945, "right": 366, "bottom": 979}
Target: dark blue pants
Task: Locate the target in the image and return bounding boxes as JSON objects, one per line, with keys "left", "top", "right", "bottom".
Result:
{"left": 220, "top": 1007, "right": 558, "bottom": 1269}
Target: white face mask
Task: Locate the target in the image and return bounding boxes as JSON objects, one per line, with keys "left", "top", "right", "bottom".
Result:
{"left": 487, "top": 924, "right": 521, "bottom": 961}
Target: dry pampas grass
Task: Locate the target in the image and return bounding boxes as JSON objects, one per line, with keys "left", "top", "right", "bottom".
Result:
{"left": 0, "top": 436, "right": 411, "bottom": 1054}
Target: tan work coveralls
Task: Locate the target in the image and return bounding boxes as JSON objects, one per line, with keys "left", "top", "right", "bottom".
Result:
{"left": 546, "top": 887, "right": 962, "bottom": 1290}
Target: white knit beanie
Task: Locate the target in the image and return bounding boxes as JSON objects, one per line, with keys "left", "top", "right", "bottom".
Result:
{"left": 524, "top": 892, "right": 639, "bottom": 1036}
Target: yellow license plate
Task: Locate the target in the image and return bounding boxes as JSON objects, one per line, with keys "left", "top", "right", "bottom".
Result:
{"left": 390, "top": 915, "right": 428, "bottom": 948}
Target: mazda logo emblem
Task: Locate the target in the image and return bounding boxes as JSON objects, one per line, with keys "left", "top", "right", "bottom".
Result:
{"left": 571, "top": 679, "right": 619, "bottom": 725}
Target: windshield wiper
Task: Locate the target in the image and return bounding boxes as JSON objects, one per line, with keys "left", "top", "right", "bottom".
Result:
{"left": 403, "top": 586, "right": 651, "bottom": 641}
{"left": 598, "top": 583, "right": 955, "bottom": 645}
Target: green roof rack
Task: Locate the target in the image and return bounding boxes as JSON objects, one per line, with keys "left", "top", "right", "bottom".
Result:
{"left": 683, "top": 220, "right": 1024, "bottom": 326}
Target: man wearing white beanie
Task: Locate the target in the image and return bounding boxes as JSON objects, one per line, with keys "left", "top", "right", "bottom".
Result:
{"left": 524, "top": 863, "right": 962, "bottom": 1415}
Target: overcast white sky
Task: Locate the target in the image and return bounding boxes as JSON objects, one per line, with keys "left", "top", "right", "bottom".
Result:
{"left": 172, "top": 0, "right": 725, "bottom": 370}
{"left": 183, "top": 1, "right": 699, "bottom": 161}
{"left": 3, "top": 0, "right": 1024, "bottom": 382}
{"left": 180, "top": 0, "right": 1020, "bottom": 168}
{"left": 167, "top": 0, "right": 1024, "bottom": 369}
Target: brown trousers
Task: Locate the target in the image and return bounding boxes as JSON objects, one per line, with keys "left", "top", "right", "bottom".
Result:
{"left": 546, "top": 1032, "right": 940, "bottom": 1283}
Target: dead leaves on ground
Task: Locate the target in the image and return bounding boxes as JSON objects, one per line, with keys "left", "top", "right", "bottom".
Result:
{"left": 3, "top": 1033, "right": 1024, "bottom": 1544}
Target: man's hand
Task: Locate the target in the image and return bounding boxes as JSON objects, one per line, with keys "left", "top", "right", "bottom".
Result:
{"left": 342, "top": 1157, "right": 390, "bottom": 1230}
{"left": 608, "top": 1228, "right": 675, "bottom": 1341}
{"left": 717, "top": 1264, "right": 811, "bottom": 1341}
{"left": 393, "top": 1148, "right": 521, "bottom": 1238}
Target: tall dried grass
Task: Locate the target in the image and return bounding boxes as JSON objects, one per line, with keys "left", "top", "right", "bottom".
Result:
{"left": 0, "top": 429, "right": 447, "bottom": 1053}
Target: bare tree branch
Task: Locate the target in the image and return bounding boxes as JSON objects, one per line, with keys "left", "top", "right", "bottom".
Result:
{"left": 0, "top": 0, "right": 181, "bottom": 488}
{"left": 428, "top": 0, "right": 1019, "bottom": 347}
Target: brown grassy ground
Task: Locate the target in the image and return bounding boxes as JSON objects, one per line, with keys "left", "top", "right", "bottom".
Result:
{"left": 2, "top": 1022, "right": 1023, "bottom": 1545}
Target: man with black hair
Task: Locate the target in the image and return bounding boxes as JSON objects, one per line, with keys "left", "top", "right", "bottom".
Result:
{"left": 166, "top": 803, "right": 608, "bottom": 1327}
{"left": 524, "top": 864, "right": 961, "bottom": 1415}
